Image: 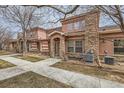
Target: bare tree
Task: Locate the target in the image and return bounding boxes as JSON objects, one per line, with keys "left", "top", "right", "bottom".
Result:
{"left": 0, "top": 25, "right": 14, "bottom": 50}
{"left": 33, "top": 5, "right": 124, "bottom": 32}
{"left": 96, "top": 5, "right": 124, "bottom": 32}
{"left": 2, "top": 6, "right": 37, "bottom": 55}
{"left": 2, "top": 5, "right": 124, "bottom": 66}
{"left": 28, "top": 5, "right": 80, "bottom": 17}
{"left": 0, "top": 26, "right": 7, "bottom": 50}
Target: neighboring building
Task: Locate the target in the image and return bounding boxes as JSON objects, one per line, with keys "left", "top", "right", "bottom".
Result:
{"left": 9, "top": 10, "right": 124, "bottom": 59}
{"left": 10, "top": 27, "right": 49, "bottom": 54}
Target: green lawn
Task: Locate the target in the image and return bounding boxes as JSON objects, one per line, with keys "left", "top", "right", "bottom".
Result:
{"left": 52, "top": 61, "right": 124, "bottom": 84}
{"left": 14, "top": 55, "right": 47, "bottom": 62}
{"left": 0, "top": 71, "right": 71, "bottom": 88}
{"left": 0, "top": 59, "right": 15, "bottom": 69}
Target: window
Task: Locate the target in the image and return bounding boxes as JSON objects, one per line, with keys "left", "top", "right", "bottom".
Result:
{"left": 30, "top": 32, "right": 33, "bottom": 37}
{"left": 114, "top": 40, "right": 124, "bottom": 54}
{"left": 75, "top": 41, "right": 82, "bottom": 53}
{"left": 74, "top": 22, "right": 80, "bottom": 30}
{"left": 68, "top": 40, "right": 74, "bottom": 52}
{"left": 74, "top": 21, "right": 85, "bottom": 31}
{"left": 81, "top": 20, "right": 85, "bottom": 31}
{"left": 67, "top": 40, "right": 83, "bottom": 53}
{"left": 29, "top": 31, "right": 36, "bottom": 38}
{"left": 67, "top": 20, "right": 85, "bottom": 31}
{"left": 26, "top": 32, "right": 33, "bottom": 37}
{"left": 67, "top": 23, "right": 73, "bottom": 31}
{"left": 114, "top": 40, "right": 124, "bottom": 46}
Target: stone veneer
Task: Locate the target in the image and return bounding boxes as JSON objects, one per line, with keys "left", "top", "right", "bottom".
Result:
{"left": 49, "top": 10, "right": 100, "bottom": 59}
{"left": 9, "top": 10, "right": 124, "bottom": 57}
{"left": 85, "top": 11, "right": 100, "bottom": 55}
{"left": 49, "top": 33, "right": 65, "bottom": 59}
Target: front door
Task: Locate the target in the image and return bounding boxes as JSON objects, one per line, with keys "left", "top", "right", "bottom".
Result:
{"left": 55, "top": 40, "right": 60, "bottom": 57}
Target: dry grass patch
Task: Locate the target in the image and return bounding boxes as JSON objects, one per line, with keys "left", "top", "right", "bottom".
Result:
{"left": 14, "top": 55, "right": 48, "bottom": 62}
{"left": 0, "top": 50, "right": 10, "bottom": 56}
{"left": 0, "top": 71, "right": 71, "bottom": 88}
{"left": 52, "top": 61, "right": 124, "bottom": 84}
{"left": 0, "top": 59, "right": 15, "bottom": 69}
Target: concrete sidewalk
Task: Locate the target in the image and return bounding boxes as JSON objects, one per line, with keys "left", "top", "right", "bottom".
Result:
{"left": 31, "top": 66, "right": 124, "bottom": 88}
{"left": 0, "top": 55, "right": 124, "bottom": 88}
{"left": 0, "top": 66, "right": 28, "bottom": 81}
{"left": 0, "top": 56, "right": 33, "bottom": 66}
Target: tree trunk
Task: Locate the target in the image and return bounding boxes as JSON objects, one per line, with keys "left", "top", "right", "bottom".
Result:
{"left": 23, "top": 40, "right": 27, "bottom": 56}
{"left": 0, "top": 43, "right": 2, "bottom": 50}
{"left": 22, "top": 30, "right": 28, "bottom": 56}
{"left": 17, "top": 39, "right": 21, "bottom": 53}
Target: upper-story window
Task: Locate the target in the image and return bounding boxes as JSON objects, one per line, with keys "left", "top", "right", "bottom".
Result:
{"left": 74, "top": 21, "right": 80, "bottom": 30}
{"left": 67, "top": 23, "right": 73, "bottom": 31}
{"left": 27, "top": 31, "right": 36, "bottom": 38}
{"left": 29, "top": 32, "right": 33, "bottom": 37}
{"left": 67, "top": 20, "right": 85, "bottom": 31}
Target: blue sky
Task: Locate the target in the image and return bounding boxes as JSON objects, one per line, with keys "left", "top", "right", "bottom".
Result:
{"left": 0, "top": 6, "right": 116, "bottom": 34}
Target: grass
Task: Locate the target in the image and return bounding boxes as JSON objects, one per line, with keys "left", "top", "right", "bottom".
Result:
{"left": 0, "top": 71, "right": 71, "bottom": 88}
{"left": 0, "top": 50, "right": 10, "bottom": 56}
{"left": 0, "top": 59, "right": 15, "bottom": 69}
{"left": 14, "top": 55, "right": 47, "bottom": 62}
{"left": 52, "top": 61, "right": 124, "bottom": 84}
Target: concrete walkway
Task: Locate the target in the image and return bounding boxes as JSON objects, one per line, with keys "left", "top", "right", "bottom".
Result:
{"left": 0, "top": 54, "right": 124, "bottom": 88}
{"left": 0, "top": 66, "right": 28, "bottom": 81}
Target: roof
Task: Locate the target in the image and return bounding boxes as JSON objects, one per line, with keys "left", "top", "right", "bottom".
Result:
{"left": 9, "top": 39, "right": 17, "bottom": 42}
{"left": 29, "top": 27, "right": 46, "bottom": 31}
{"left": 48, "top": 31, "right": 64, "bottom": 37}
{"left": 25, "top": 25, "right": 122, "bottom": 35}
{"left": 99, "top": 25, "right": 122, "bottom": 34}
{"left": 46, "top": 27, "right": 62, "bottom": 34}
{"left": 99, "top": 29, "right": 122, "bottom": 35}
{"left": 99, "top": 25, "right": 120, "bottom": 31}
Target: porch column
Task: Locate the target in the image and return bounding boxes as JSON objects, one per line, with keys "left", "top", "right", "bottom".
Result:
{"left": 60, "top": 36, "right": 66, "bottom": 59}
{"left": 50, "top": 38, "right": 55, "bottom": 57}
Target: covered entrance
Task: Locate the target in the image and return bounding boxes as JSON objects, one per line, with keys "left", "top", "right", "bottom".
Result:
{"left": 54, "top": 38, "right": 60, "bottom": 57}
{"left": 48, "top": 31, "right": 65, "bottom": 59}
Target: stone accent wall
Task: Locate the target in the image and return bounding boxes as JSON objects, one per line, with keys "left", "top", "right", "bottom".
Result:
{"left": 85, "top": 11, "right": 100, "bottom": 55}
{"left": 49, "top": 33, "right": 65, "bottom": 59}
{"left": 60, "top": 36, "right": 66, "bottom": 59}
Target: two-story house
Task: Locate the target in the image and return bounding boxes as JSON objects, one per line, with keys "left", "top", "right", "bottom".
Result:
{"left": 10, "top": 27, "right": 49, "bottom": 54}
{"left": 9, "top": 10, "right": 124, "bottom": 59}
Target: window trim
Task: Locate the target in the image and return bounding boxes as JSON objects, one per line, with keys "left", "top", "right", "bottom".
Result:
{"left": 67, "top": 40, "right": 74, "bottom": 52}
{"left": 114, "top": 39, "right": 124, "bottom": 54}
{"left": 67, "top": 20, "right": 85, "bottom": 31}
{"left": 67, "top": 23, "right": 74, "bottom": 31}
{"left": 67, "top": 40, "right": 83, "bottom": 53}
{"left": 75, "top": 40, "right": 83, "bottom": 53}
